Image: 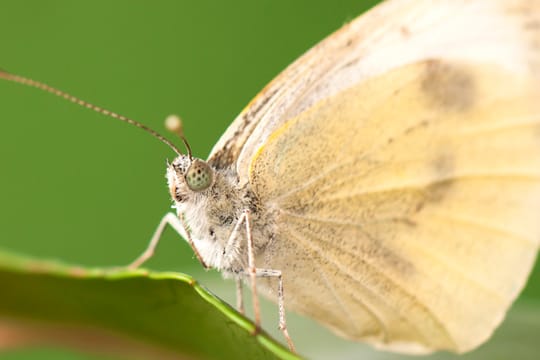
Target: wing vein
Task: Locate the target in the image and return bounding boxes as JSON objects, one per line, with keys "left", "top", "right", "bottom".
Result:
{"left": 461, "top": 116, "right": 540, "bottom": 136}
{"left": 286, "top": 230, "right": 404, "bottom": 342}
{"left": 285, "top": 218, "right": 455, "bottom": 346}
{"left": 423, "top": 211, "right": 538, "bottom": 247}
{"left": 312, "top": 173, "right": 540, "bottom": 204}
{"left": 283, "top": 210, "right": 510, "bottom": 302}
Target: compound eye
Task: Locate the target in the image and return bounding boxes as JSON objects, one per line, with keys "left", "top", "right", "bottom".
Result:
{"left": 185, "top": 160, "right": 213, "bottom": 191}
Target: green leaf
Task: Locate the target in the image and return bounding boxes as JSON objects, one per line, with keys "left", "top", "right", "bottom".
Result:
{"left": 0, "top": 250, "right": 300, "bottom": 360}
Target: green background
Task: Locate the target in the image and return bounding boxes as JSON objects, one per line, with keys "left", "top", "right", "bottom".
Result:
{"left": 0, "top": 1, "right": 538, "bottom": 359}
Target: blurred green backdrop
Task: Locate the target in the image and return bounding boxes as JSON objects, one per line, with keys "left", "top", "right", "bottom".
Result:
{"left": 0, "top": 1, "right": 538, "bottom": 359}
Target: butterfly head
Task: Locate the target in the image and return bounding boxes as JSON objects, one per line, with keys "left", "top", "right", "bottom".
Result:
{"left": 167, "top": 155, "right": 215, "bottom": 203}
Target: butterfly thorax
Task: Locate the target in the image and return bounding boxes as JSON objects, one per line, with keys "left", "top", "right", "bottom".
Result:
{"left": 166, "top": 155, "right": 274, "bottom": 274}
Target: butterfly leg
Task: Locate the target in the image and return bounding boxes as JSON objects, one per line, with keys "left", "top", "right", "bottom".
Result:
{"left": 238, "top": 209, "right": 296, "bottom": 352}
{"left": 253, "top": 268, "right": 296, "bottom": 353}
{"left": 235, "top": 278, "right": 245, "bottom": 314}
{"left": 223, "top": 210, "right": 254, "bottom": 314}
{"left": 127, "top": 212, "right": 209, "bottom": 269}
{"left": 241, "top": 209, "right": 262, "bottom": 328}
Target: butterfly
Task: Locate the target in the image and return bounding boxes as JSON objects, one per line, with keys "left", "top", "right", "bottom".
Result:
{"left": 202, "top": 0, "right": 540, "bottom": 353}
{"left": 1, "top": 0, "right": 539, "bottom": 355}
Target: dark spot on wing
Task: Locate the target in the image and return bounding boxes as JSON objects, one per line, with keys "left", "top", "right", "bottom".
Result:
{"left": 424, "top": 179, "right": 455, "bottom": 205}
{"left": 423, "top": 153, "right": 456, "bottom": 204}
{"left": 524, "top": 19, "right": 540, "bottom": 30}
{"left": 341, "top": 58, "right": 360, "bottom": 70}
{"left": 397, "top": 217, "right": 417, "bottom": 227}
{"left": 421, "top": 60, "right": 476, "bottom": 112}
{"left": 414, "top": 179, "right": 455, "bottom": 213}
{"left": 432, "top": 153, "right": 455, "bottom": 176}
{"left": 414, "top": 154, "right": 456, "bottom": 212}
{"left": 400, "top": 26, "right": 411, "bottom": 37}
{"left": 404, "top": 119, "right": 429, "bottom": 135}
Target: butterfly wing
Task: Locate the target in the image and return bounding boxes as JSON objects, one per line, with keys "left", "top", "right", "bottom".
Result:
{"left": 208, "top": 0, "right": 540, "bottom": 181}
{"left": 250, "top": 60, "right": 540, "bottom": 353}
{"left": 211, "top": 0, "right": 540, "bottom": 354}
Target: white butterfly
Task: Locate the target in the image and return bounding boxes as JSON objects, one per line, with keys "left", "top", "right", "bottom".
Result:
{"left": 2, "top": 0, "right": 539, "bottom": 355}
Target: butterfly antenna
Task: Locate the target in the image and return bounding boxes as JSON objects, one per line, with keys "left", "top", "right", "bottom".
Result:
{"left": 0, "top": 69, "right": 184, "bottom": 156}
{"left": 183, "top": 136, "right": 193, "bottom": 161}
{"left": 165, "top": 114, "right": 193, "bottom": 161}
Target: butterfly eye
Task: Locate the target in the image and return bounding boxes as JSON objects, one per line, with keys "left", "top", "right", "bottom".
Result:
{"left": 185, "top": 160, "right": 213, "bottom": 191}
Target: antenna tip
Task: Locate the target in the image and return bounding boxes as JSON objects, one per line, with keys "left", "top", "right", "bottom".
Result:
{"left": 165, "top": 114, "right": 184, "bottom": 137}
{"left": 165, "top": 114, "right": 192, "bottom": 160}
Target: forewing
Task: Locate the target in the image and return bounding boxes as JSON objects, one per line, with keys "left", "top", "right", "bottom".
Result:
{"left": 249, "top": 58, "right": 540, "bottom": 353}
{"left": 208, "top": 0, "right": 540, "bottom": 184}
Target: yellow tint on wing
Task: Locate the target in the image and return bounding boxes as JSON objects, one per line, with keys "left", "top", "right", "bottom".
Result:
{"left": 249, "top": 60, "right": 540, "bottom": 353}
